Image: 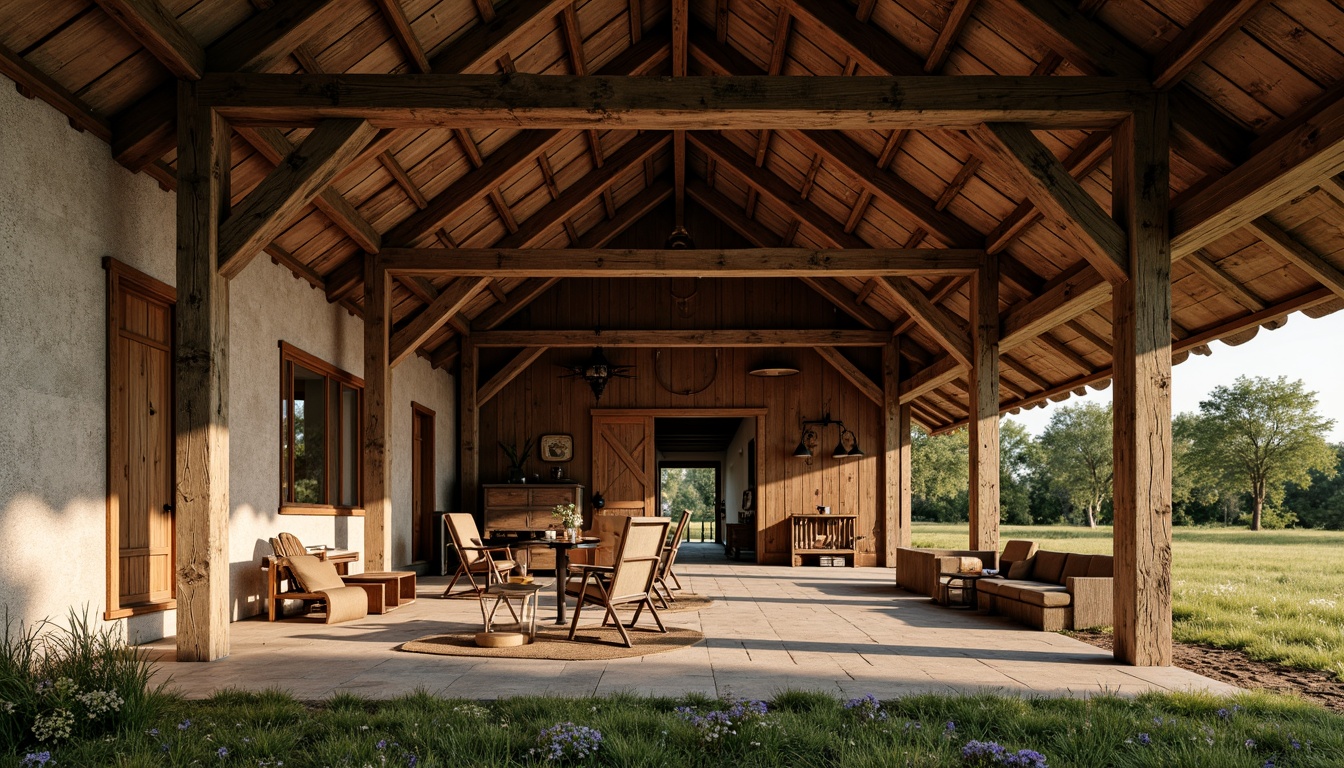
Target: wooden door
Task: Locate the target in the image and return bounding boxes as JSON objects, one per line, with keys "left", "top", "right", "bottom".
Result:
{"left": 106, "top": 259, "right": 175, "bottom": 618}
{"left": 590, "top": 413, "right": 656, "bottom": 564}
{"left": 411, "top": 404, "right": 435, "bottom": 564}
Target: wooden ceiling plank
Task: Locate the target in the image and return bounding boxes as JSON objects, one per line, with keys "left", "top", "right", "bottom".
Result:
{"left": 199, "top": 74, "right": 1144, "bottom": 130}
{"left": 629, "top": 0, "right": 643, "bottom": 42}
{"left": 576, "top": 181, "right": 673, "bottom": 248}
{"left": 1003, "top": 0, "right": 1249, "bottom": 173}
{"left": 218, "top": 119, "right": 378, "bottom": 279}
{"left": 430, "top": 337, "right": 461, "bottom": 370}
{"left": 1184, "top": 249, "right": 1266, "bottom": 311}
{"left": 1152, "top": 0, "right": 1272, "bottom": 89}
{"left": 925, "top": 0, "right": 980, "bottom": 73}
{"left": 684, "top": 179, "right": 786, "bottom": 246}
{"left": 881, "top": 278, "right": 973, "bottom": 367}
{"left": 431, "top": 0, "right": 570, "bottom": 73}
{"left": 786, "top": 0, "right": 924, "bottom": 75}
{"left": 1034, "top": 332, "right": 1093, "bottom": 374}
{"left": 383, "top": 248, "right": 985, "bottom": 277}
{"left": 112, "top": 0, "right": 349, "bottom": 172}
{"left": 385, "top": 35, "right": 669, "bottom": 247}
{"left": 236, "top": 126, "right": 382, "bottom": 252}
{"left": 267, "top": 244, "right": 325, "bottom": 289}
{"left": 1247, "top": 217, "right": 1344, "bottom": 300}
{"left": 797, "top": 278, "right": 894, "bottom": 330}
{"left": 970, "top": 122, "right": 1128, "bottom": 284}
{"left": 1001, "top": 353, "right": 1052, "bottom": 391}
{"left": 1173, "top": 90, "right": 1344, "bottom": 258}
{"left": 323, "top": 255, "right": 366, "bottom": 302}
{"left": 815, "top": 347, "right": 884, "bottom": 405}
{"left": 390, "top": 276, "right": 492, "bottom": 366}
{"left": 372, "top": 0, "right": 431, "bottom": 73}
{"left": 473, "top": 329, "right": 892, "bottom": 347}
{"left": 92, "top": 0, "right": 205, "bottom": 79}
{"left": 0, "top": 44, "right": 112, "bottom": 142}
{"left": 479, "top": 347, "right": 549, "bottom": 404}
{"left": 471, "top": 278, "right": 562, "bottom": 330}
{"left": 1064, "top": 319, "right": 1113, "bottom": 355}
{"left": 493, "top": 133, "right": 669, "bottom": 249}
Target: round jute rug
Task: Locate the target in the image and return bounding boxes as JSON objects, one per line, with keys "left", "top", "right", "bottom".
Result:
{"left": 626, "top": 594, "right": 713, "bottom": 613}
{"left": 399, "top": 626, "right": 703, "bottom": 660}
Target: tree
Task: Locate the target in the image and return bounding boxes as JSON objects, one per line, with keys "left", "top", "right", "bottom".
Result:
{"left": 1186, "top": 376, "right": 1337, "bottom": 531}
{"left": 911, "top": 426, "right": 969, "bottom": 522}
{"left": 1036, "top": 402, "right": 1113, "bottom": 527}
{"left": 1283, "top": 444, "right": 1344, "bottom": 529}
{"left": 999, "top": 419, "right": 1040, "bottom": 525}
{"left": 660, "top": 467, "right": 716, "bottom": 520}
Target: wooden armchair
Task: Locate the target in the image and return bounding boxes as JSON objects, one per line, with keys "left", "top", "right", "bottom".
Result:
{"left": 441, "top": 513, "right": 516, "bottom": 598}
{"left": 565, "top": 516, "right": 671, "bottom": 647}
{"left": 652, "top": 510, "right": 692, "bottom": 608}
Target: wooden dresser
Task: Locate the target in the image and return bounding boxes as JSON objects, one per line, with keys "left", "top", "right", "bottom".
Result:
{"left": 481, "top": 483, "right": 585, "bottom": 571}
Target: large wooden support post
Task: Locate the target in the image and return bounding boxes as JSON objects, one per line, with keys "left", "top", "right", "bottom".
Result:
{"left": 882, "top": 337, "right": 912, "bottom": 566}
{"left": 968, "top": 257, "right": 1000, "bottom": 551}
{"left": 174, "top": 82, "right": 230, "bottom": 661}
{"left": 363, "top": 254, "right": 393, "bottom": 570}
{"left": 458, "top": 337, "right": 479, "bottom": 514}
{"left": 1112, "top": 96, "right": 1174, "bottom": 667}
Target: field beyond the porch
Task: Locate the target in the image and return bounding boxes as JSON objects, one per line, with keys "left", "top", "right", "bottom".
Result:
{"left": 911, "top": 524, "right": 1344, "bottom": 680}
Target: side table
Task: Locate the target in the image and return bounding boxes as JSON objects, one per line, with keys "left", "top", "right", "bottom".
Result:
{"left": 341, "top": 571, "right": 417, "bottom": 613}
{"left": 478, "top": 581, "right": 550, "bottom": 646}
{"left": 938, "top": 572, "right": 986, "bottom": 609}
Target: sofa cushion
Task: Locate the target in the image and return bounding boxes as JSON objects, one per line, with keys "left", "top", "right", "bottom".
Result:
{"left": 1015, "top": 586, "right": 1073, "bottom": 608}
{"left": 1005, "top": 558, "right": 1035, "bottom": 579}
{"left": 1060, "top": 554, "right": 1092, "bottom": 583}
{"left": 1087, "top": 555, "right": 1114, "bottom": 578}
{"left": 1000, "top": 540, "right": 1037, "bottom": 563}
{"left": 1032, "top": 550, "right": 1068, "bottom": 584}
{"left": 979, "top": 579, "right": 1052, "bottom": 601}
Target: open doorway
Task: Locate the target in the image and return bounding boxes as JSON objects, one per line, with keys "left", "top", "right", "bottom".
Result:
{"left": 653, "top": 416, "right": 758, "bottom": 561}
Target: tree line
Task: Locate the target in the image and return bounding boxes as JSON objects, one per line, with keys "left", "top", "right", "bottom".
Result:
{"left": 913, "top": 375, "right": 1342, "bottom": 531}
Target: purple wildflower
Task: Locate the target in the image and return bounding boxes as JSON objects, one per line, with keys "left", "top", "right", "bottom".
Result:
{"left": 534, "top": 722, "right": 603, "bottom": 762}
{"left": 217, "top": 746, "right": 229, "bottom": 758}
{"left": 178, "top": 719, "right": 192, "bottom": 731}
{"left": 20, "top": 752, "right": 52, "bottom": 767}
{"left": 843, "top": 694, "right": 888, "bottom": 721}
{"left": 1245, "top": 739, "right": 1257, "bottom": 749}
{"left": 1137, "top": 733, "right": 1151, "bottom": 746}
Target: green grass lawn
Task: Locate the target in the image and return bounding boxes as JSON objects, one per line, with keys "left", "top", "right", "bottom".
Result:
{"left": 911, "top": 524, "right": 1344, "bottom": 679}
{"left": 8, "top": 689, "right": 1344, "bottom": 767}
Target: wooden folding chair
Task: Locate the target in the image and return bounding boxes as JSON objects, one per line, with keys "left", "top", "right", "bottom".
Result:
{"left": 652, "top": 510, "right": 692, "bottom": 608}
{"left": 565, "top": 516, "right": 671, "bottom": 647}
{"left": 441, "top": 513, "right": 517, "bottom": 598}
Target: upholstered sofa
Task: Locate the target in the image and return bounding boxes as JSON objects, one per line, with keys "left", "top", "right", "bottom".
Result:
{"left": 895, "top": 540, "right": 1037, "bottom": 599}
{"left": 977, "top": 550, "right": 1114, "bottom": 631}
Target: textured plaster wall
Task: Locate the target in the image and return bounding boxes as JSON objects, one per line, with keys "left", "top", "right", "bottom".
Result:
{"left": 0, "top": 83, "right": 457, "bottom": 640}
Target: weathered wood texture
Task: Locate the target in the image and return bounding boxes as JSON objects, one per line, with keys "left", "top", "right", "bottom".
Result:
{"left": 173, "top": 82, "right": 230, "bottom": 662}
{"left": 1111, "top": 101, "right": 1175, "bottom": 668}
{"left": 882, "top": 338, "right": 912, "bottom": 568}
{"left": 969, "top": 257, "right": 1000, "bottom": 551}
{"left": 363, "top": 255, "right": 392, "bottom": 571}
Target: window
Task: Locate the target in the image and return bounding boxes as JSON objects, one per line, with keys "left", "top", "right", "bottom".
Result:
{"left": 280, "top": 342, "right": 363, "bottom": 514}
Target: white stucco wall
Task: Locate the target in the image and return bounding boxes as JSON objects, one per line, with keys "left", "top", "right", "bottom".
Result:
{"left": 0, "top": 82, "right": 457, "bottom": 641}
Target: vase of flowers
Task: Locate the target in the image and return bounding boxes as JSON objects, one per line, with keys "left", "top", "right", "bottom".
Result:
{"left": 552, "top": 503, "right": 583, "bottom": 541}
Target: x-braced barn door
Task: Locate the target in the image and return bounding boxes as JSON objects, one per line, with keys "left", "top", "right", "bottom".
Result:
{"left": 590, "top": 413, "right": 655, "bottom": 564}
{"left": 105, "top": 258, "right": 176, "bottom": 619}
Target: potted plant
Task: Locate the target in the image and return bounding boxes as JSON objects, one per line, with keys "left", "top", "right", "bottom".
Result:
{"left": 500, "top": 437, "right": 536, "bottom": 483}
{"left": 552, "top": 503, "right": 584, "bottom": 540}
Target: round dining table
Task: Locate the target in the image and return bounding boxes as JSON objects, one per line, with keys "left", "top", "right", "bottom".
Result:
{"left": 515, "top": 536, "right": 600, "bottom": 624}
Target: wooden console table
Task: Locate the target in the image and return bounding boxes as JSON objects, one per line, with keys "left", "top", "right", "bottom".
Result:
{"left": 788, "top": 514, "right": 857, "bottom": 567}
{"left": 481, "top": 483, "right": 584, "bottom": 571}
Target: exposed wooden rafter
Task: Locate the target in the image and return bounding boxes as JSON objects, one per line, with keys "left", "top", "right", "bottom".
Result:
{"left": 92, "top": 0, "right": 204, "bottom": 79}
{"left": 472, "top": 329, "right": 892, "bottom": 347}
{"left": 390, "top": 277, "right": 492, "bottom": 366}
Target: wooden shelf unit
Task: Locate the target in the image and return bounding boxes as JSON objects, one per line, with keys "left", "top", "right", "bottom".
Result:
{"left": 482, "top": 483, "right": 584, "bottom": 571}
{"left": 789, "top": 514, "right": 857, "bottom": 567}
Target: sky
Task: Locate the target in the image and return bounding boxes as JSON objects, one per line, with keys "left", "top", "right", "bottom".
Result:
{"left": 1004, "top": 309, "right": 1344, "bottom": 443}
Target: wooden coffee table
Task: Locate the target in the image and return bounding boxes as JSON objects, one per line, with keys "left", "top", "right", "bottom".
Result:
{"left": 938, "top": 571, "right": 986, "bottom": 609}
{"left": 341, "top": 571, "right": 417, "bottom": 614}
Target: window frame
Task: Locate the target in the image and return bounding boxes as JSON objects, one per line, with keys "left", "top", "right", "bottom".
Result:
{"left": 279, "top": 341, "right": 365, "bottom": 516}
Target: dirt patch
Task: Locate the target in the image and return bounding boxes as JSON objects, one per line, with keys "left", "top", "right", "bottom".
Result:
{"left": 1069, "top": 630, "right": 1344, "bottom": 713}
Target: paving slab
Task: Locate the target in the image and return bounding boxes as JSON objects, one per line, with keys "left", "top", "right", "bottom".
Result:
{"left": 140, "top": 544, "right": 1239, "bottom": 702}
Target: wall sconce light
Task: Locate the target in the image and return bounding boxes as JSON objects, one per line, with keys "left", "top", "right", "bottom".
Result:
{"left": 792, "top": 413, "right": 864, "bottom": 459}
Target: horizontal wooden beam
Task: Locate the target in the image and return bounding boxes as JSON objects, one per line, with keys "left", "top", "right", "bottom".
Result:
{"left": 999, "top": 264, "right": 1110, "bottom": 349}
{"left": 815, "top": 346, "right": 883, "bottom": 405}
{"left": 198, "top": 74, "right": 1146, "bottom": 130}
{"left": 382, "top": 248, "right": 983, "bottom": 277}
{"left": 1152, "top": 0, "right": 1271, "bottom": 89}
{"left": 472, "top": 329, "right": 893, "bottom": 347}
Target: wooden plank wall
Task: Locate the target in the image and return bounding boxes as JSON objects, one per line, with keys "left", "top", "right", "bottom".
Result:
{"left": 477, "top": 281, "right": 884, "bottom": 565}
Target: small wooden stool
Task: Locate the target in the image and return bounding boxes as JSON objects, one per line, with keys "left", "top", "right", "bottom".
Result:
{"left": 341, "top": 571, "right": 417, "bottom": 613}
{"left": 477, "top": 582, "right": 548, "bottom": 645}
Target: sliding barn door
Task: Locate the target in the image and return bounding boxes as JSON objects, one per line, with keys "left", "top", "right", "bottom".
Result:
{"left": 590, "top": 413, "right": 656, "bottom": 564}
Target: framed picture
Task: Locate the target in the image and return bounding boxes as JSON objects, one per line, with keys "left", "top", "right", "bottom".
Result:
{"left": 539, "top": 434, "right": 573, "bottom": 462}
{"left": 741, "top": 488, "right": 754, "bottom": 511}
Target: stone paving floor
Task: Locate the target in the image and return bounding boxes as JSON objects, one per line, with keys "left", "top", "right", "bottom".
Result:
{"left": 142, "top": 544, "right": 1239, "bottom": 701}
